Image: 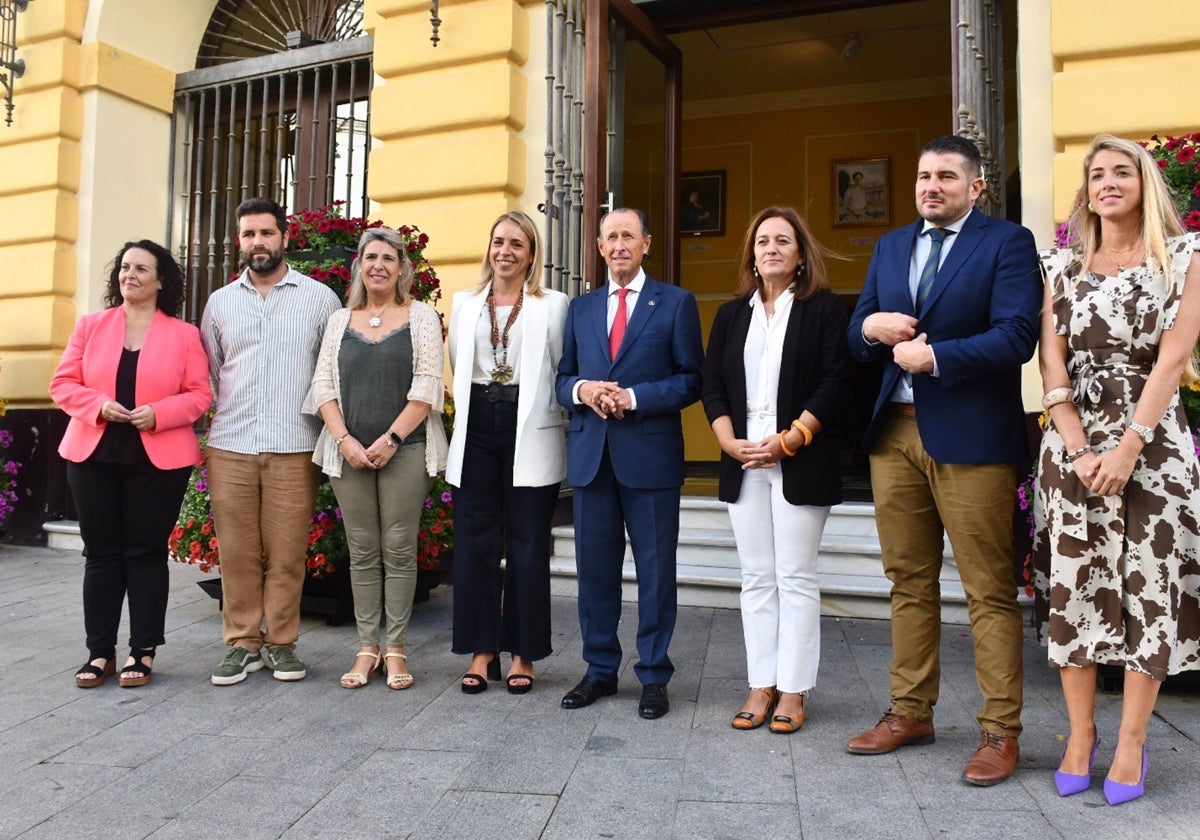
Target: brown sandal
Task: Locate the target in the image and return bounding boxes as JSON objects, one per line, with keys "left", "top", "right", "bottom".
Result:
{"left": 769, "top": 692, "right": 805, "bottom": 733}
{"left": 732, "top": 686, "right": 778, "bottom": 730}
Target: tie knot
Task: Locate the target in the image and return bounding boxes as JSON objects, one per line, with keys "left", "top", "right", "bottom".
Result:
{"left": 616, "top": 287, "right": 629, "bottom": 300}
{"left": 928, "top": 227, "right": 950, "bottom": 244}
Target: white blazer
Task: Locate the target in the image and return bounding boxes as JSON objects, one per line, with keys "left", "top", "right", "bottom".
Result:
{"left": 445, "top": 285, "right": 569, "bottom": 488}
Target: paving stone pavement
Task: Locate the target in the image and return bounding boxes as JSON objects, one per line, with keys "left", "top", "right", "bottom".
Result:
{"left": 2, "top": 543, "right": 1198, "bottom": 839}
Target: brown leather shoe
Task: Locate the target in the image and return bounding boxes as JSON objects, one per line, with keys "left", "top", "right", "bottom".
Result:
{"left": 846, "top": 712, "right": 935, "bottom": 755}
{"left": 962, "top": 731, "right": 1019, "bottom": 786}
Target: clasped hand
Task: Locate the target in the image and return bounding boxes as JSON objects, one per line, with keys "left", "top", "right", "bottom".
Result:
{"left": 101, "top": 400, "right": 156, "bottom": 430}
{"left": 1073, "top": 446, "right": 1137, "bottom": 496}
{"left": 723, "top": 436, "right": 781, "bottom": 471}
{"left": 582, "top": 380, "right": 631, "bottom": 420}
{"left": 343, "top": 435, "right": 395, "bottom": 471}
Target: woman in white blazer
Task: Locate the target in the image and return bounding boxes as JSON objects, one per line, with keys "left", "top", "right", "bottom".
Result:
{"left": 446, "top": 210, "right": 568, "bottom": 694}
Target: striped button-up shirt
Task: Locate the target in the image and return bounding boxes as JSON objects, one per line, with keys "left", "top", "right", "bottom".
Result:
{"left": 200, "top": 267, "right": 342, "bottom": 454}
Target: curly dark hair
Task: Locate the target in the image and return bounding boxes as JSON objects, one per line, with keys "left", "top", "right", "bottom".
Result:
{"left": 103, "top": 240, "right": 185, "bottom": 316}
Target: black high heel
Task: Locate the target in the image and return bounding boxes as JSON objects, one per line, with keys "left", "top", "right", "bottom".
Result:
{"left": 461, "top": 653, "right": 500, "bottom": 694}
{"left": 118, "top": 647, "right": 156, "bottom": 688}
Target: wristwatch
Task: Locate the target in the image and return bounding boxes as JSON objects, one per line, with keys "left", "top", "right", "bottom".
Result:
{"left": 1128, "top": 422, "right": 1154, "bottom": 445}
{"left": 387, "top": 429, "right": 404, "bottom": 447}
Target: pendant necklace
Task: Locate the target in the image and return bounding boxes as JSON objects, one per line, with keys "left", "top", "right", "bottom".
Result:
{"left": 1100, "top": 243, "right": 1141, "bottom": 273}
{"left": 367, "top": 304, "right": 389, "bottom": 328}
{"left": 488, "top": 285, "right": 524, "bottom": 383}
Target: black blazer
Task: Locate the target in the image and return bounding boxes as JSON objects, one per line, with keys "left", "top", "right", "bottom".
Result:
{"left": 701, "top": 288, "right": 852, "bottom": 506}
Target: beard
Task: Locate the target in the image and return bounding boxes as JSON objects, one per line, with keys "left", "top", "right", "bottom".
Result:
{"left": 242, "top": 245, "right": 286, "bottom": 275}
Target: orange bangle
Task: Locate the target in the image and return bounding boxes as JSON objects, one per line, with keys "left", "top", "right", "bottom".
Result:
{"left": 778, "top": 430, "right": 797, "bottom": 457}
{"left": 791, "top": 419, "right": 813, "bottom": 447}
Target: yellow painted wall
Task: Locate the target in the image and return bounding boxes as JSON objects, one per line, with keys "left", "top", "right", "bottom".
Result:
{"left": 0, "top": 1, "right": 224, "bottom": 407}
{"left": 367, "top": 0, "right": 546, "bottom": 308}
{"left": 1048, "top": 0, "right": 1200, "bottom": 219}
{"left": 0, "top": 0, "right": 87, "bottom": 406}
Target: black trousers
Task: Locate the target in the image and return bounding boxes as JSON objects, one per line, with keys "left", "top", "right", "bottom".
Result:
{"left": 68, "top": 459, "right": 191, "bottom": 654}
{"left": 451, "top": 386, "right": 559, "bottom": 660}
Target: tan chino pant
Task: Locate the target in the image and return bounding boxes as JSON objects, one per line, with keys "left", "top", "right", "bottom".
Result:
{"left": 869, "top": 414, "right": 1024, "bottom": 736}
{"left": 206, "top": 448, "right": 320, "bottom": 651}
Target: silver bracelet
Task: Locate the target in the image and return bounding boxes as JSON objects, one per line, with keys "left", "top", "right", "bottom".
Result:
{"left": 1064, "top": 446, "right": 1091, "bottom": 464}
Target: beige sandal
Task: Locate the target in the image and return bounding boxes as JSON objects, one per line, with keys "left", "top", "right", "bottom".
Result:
{"left": 385, "top": 651, "right": 413, "bottom": 690}
{"left": 340, "top": 650, "right": 380, "bottom": 689}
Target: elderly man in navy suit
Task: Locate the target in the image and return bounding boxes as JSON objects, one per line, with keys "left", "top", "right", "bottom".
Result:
{"left": 555, "top": 207, "right": 703, "bottom": 719}
{"left": 845, "top": 136, "right": 1041, "bottom": 784}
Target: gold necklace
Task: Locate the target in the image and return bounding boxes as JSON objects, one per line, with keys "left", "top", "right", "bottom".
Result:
{"left": 1100, "top": 243, "right": 1142, "bottom": 272}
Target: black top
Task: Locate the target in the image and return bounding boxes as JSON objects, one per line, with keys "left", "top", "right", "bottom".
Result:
{"left": 700, "top": 289, "right": 852, "bottom": 506}
{"left": 92, "top": 348, "right": 151, "bottom": 465}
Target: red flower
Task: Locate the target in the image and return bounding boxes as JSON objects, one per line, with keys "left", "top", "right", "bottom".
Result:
{"left": 201, "top": 522, "right": 212, "bottom": 535}
{"left": 1186, "top": 211, "right": 1200, "bottom": 231}
{"left": 209, "top": 537, "right": 219, "bottom": 549}
{"left": 1176, "top": 145, "right": 1196, "bottom": 164}
{"left": 1157, "top": 159, "right": 1169, "bottom": 170}
{"left": 1193, "top": 180, "right": 1200, "bottom": 199}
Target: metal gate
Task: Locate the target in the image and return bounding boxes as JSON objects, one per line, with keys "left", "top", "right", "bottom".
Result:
{"left": 168, "top": 37, "right": 373, "bottom": 322}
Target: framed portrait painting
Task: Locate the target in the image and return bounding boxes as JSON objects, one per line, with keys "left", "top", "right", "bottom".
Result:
{"left": 681, "top": 170, "right": 725, "bottom": 237}
{"left": 832, "top": 157, "right": 891, "bottom": 227}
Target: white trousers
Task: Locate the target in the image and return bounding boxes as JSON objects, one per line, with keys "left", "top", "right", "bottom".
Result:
{"left": 727, "top": 416, "right": 829, "bottom": 693}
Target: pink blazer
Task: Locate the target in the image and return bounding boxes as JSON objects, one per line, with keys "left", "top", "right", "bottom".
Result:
{"left": 51, "top": 308, "right": 212, "bottom": 470}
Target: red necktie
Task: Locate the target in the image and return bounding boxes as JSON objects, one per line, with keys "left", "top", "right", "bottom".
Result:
{"left": 609, "top": 287, "right": 629, "bottom": 360}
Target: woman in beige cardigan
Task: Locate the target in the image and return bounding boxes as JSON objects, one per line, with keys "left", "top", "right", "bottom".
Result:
{"left": 303, "top": 226, "right": 448, "bottom": 690}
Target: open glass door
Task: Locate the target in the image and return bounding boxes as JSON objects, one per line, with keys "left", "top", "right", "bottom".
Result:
{"left": 584, "top": 0, "right": 682, "bottom": 291}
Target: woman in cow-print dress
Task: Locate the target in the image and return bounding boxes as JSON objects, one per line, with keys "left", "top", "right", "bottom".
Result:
{"left": 1034, "top": 134, "right": 1200, "bottom": 803}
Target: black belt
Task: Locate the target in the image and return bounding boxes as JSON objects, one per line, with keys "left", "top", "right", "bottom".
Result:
{"left": 474, "top": 382, "right": 519, "bottom": 403}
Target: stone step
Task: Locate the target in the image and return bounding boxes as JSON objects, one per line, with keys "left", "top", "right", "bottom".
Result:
{"left": 43, "top": 520, "right": 84, "bottom": 552}
{"left": 677, "top": 497, "right": 883, "bottom": 538}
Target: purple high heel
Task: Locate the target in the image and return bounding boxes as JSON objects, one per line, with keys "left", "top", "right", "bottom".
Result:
{"left": 1104, "top": 745, "right": 1147, "bottom": 806}
{"left": 1054, "top": 732, "right": 1100, "bottom": 796}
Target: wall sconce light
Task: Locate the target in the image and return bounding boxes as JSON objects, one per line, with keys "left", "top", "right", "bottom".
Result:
{"left": 840, "top": 34, "right": 861, "bottom": 63}
{"left": 430, "top": 0, "right": 441, "bottom": 47}
{"left": 1, "top": 0, "right": 30, "bottom": 127}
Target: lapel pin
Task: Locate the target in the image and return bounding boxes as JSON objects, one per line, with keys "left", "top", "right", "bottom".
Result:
{"left": 648, "top": 300, "right": 656, "bottom": 307}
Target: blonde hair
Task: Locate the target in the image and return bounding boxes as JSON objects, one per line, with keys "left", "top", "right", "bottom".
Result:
{"left": 1065, "top": 134, "right": 1183, "bottom": 282}
{"left": 475, "top": 210, "right": 545, "bottom": 297}
{"left": 346, "top": 227, "right": 414, "bottom": 309}
{"left": 1063, "top": 134, "right": 1194, "bottom": 382}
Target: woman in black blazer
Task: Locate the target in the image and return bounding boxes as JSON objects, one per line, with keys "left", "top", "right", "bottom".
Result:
{"left": 701, "top": 206, "right": 852, "bottom": 734}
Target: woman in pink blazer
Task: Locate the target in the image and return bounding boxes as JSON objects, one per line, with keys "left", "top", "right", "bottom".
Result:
{"left": 50, "top": 240, "right": 211, "bottom": 689}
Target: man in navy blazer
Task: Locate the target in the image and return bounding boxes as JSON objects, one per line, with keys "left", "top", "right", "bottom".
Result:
{"left": 845, "top": 136, "right": 1040, "bottom": 785}
{"left": 555, "top": 207, "right": 703, "bottom": 719}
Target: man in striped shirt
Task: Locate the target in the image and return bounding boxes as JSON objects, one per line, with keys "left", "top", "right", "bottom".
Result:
{"left": 201, "top": 197, "right": 342, "bottom": 686}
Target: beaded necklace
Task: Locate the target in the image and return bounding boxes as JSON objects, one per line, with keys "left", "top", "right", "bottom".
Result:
{"left": 487, "top": 285, "right": 524, "bottom": 383}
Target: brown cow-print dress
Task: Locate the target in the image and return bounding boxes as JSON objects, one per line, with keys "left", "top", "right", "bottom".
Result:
{"left": 1033, "top": 233, "right": 1200, "bottom": 679}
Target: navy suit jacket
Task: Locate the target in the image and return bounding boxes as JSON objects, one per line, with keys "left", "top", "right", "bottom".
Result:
{"left": 555, "top": 276, "right": 703, "bottom": 489}
{"left": 846, "top": 207, "right": 1041, "bottom": 464}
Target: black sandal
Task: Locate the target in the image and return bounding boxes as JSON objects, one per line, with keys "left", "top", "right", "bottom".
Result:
{"left": 506, "top": 673, "right": 534, "bottom": 695}
{"left": 461, "top": 654, "right": 501, "bottom": 694}
{"left": 119, "top": 647, "right": 156, "bottom": 688}
{"left": 75, "top": 651, "right": 116, "bottom": 688}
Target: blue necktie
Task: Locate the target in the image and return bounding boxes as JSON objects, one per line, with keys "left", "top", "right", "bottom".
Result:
{"left": 915, "top": 228, "right": 951, "bottom": 312}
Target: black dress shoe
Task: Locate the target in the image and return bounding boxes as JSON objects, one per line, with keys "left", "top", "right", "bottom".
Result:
{"left": 638, "top": 684, "right": 669, "bottom": 719}
{"left": 561, "top": 675, "right": 618, "bottom": 709}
